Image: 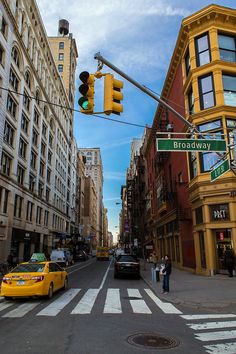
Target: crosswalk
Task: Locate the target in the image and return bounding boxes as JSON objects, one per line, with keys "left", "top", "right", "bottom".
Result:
{"left": 0, "top": 287, "right": 182, "bottom": 318}
{"left": 181, "top": 314, "right": 236, "bottom": 354}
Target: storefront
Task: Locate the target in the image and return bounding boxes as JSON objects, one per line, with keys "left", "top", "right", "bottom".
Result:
{"left": 11, "top": 228, "right": 41, "bottom": 263}
{"left": 215, "top": 228, "right": 232, "bottom": 274}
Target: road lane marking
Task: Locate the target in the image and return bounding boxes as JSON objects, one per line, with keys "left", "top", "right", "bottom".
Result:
{"left": 99, "top": 260, "right": 112, "bottom": 290}
{"left": 144, "top": 288, "right": 182, "bottom": 314}
{"left": 0, "top": 301, "right": 14, "bottom": 312}
{"left": 195, "top": 330, "right": 236, "bottom": 342}
{"left": 128, "top": 289, "right": 151, "bottom": 314}
{"left": 2, "top": 301, "right": 40, "bottom": 317}
{"left": 36, "top": 289, "right": 80, "bottom": 316}
{"left": 71, "top": 288, "right": 100, "bottom": 314}
{"left": 103, "top": 288, "right": 122, "bottom": 313}
{"left": 187, "top": 320, "right": 236, "bottom": 331}
{"left": 204, "top": 342, "right": 236, "bottom": 354}
{"left": 181, "top": 314, "right": 236, "bottom": 320}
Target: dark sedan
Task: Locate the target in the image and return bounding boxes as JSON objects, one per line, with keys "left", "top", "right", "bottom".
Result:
{"left": 114, "top": 254, "right": 140, "bottom": 279}
{"left": 76, "top": 250, "right": 89, "bottom": 261}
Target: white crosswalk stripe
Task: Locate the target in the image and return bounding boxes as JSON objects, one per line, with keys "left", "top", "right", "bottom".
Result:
{"left": 180, "top": 313, "right": 236, "bottom": 354}
{"left": 37, "top": 289, "right": 80, "bottom": 316}
{"left": 0, "top": 288, "right": 181, "bottom": 317}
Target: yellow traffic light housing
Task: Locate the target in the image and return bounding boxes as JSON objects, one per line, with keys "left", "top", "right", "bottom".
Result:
{"left": 104, "top": 74, "right": 123, "bottom": 115}
{"left": 78, "top": 71, "right": 95, "bottom": 114}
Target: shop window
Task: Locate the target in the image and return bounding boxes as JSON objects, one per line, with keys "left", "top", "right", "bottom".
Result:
{"left": 222, "top": 74, "right": 236, "bottom": 107}
{"left": 210, "top": 204, "right": 230, "bottom": 221}
{"left": 195, "top": 33, "right": 211, "bottom": 67}
{"left": 199, "top": 231, "right": 206, "bottom": 269}
{"left": 198, "top": 74, "right": 215, "bottom": 110}
{"left": 218, "top": 33, "right": 236, "bottom": 63}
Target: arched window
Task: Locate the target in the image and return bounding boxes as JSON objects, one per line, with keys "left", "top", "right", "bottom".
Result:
{"left": 43, "top": 105, "right": 48, "bottom": 119}
{"left": 35, "top": 89, "right": 41, "bottom": 106}
{"left": 11, "top": 46, "right": 20, "bottom": 68}
{"left": 25, "top": 70, "right": 31, "bottom": 89}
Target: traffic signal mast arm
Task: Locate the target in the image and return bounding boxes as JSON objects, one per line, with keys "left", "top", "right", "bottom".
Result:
{"left": 94, "top": 52, "right": 194, "bottom": 130}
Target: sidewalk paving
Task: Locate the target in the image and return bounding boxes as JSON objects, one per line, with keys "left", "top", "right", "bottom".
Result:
{"left": 140, "top": 260, "right": 236, "bottom": 309}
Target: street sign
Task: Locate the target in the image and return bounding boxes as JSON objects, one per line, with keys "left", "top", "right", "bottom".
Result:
{"left": 156, "top": 138, "right": 227, "bottom": 152}
{"left": 210, "top": 159, "right": 230, "bottom": 182}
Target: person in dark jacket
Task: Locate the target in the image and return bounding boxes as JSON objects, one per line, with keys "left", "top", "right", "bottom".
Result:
{"left": 162, "top": 254, "right": 172, "bottom": 294}
{"left": 224, "top": 248, "right": 235, "bottom": 277}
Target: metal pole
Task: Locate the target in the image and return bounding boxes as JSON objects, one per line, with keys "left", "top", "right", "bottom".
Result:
{"left": 94, "top": 52, "right": 195, "bottom": 130}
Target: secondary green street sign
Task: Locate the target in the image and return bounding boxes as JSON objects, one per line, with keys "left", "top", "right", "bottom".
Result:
{"left": 156, "top": 138, "right": 227, "bottom": 152}
{"left": 210, "top": 159, "right": 230, "bottom": 182}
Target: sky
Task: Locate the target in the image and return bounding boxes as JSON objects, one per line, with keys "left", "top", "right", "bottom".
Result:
{"left": 37, "top": 0, "right": 236, "bottom": 240}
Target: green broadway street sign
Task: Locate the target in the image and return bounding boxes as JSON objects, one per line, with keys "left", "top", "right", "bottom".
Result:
{"left": 156, "top": 138, "right": 227, "bottom": 152}
{"left": 210, "top": 159, "right": 230, "bottom": 182}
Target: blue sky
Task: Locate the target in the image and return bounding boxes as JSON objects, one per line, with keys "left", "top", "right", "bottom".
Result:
{"left": 37, "top": 0, "right": 236, "bottom": 240}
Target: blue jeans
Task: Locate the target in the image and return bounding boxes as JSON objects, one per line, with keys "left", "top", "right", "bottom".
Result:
{"left": 163, "top": 274, "right": 170, "bottom": 292}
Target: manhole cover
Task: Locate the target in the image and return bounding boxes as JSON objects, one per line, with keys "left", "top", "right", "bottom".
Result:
{"left": 127, "top": 333, "right": 180, "bottom": 349}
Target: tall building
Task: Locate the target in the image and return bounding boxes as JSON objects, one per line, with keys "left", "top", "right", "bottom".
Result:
{"left": 0, "top": 0, "right": 77, "bottom": 262}
{"left": 78, "top": 148, "right": 103, "bottom": 246}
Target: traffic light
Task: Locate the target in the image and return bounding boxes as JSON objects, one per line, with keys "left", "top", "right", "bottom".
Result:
{"left": 78, "top": 71, "right": 95, "bottom": 114}
{"left": 104, "top": 74, "right": 123, "bottom": 115}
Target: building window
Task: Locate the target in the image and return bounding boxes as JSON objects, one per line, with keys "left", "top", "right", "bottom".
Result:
{"left": 199, "top": 231, "right": 206, "bottom": 269}
{"left": 0, "top": 44, "right": 5, "bottom": 66}
{"left": 35, "top": 90, "right": 41, "bottom": 105}
{"left": 26, "top": 201, "right": 34, "bottom": 221}
{"left": 189, "top": 151, "right": 198, "bottom": 180}
{"left": 18, "top": 137, "right": 27, "bottom": 158}
{"left": 21, "top": 112, "right": 29, "bottom": 134}
{"left": 4, "top": 120, "right": 14, "bottom": 146}
{"left": 39, "top": 160, "right": 45, "bottom": 177}
{"left": 42, "top": 122, "right": 47, "bottom": 138}
{"left": 17, "top": 164, "right": 25, "bottom": 185}
{"left": 36, "top": 206, "right": 42, "bottom": 224}
{"left": 30, "top": 150, "right": 37, "bottom": 169}
{"left": 44, "top": 210, "right": 49, "bottom": 226}
{"left": 23, "top": 90, "right": 31, "bottom": 111}
{"left": 11, "top": 47, "right": 20, "bottom": 68}
{"left": 0, "top": 188, "right": 9, "bottom": 214}
{"left": 9, "top": 68, "right": 19, "bottom": 91}
{"left": 41, "top": 142, "right": 46, "bottom": 157}
{"left": 198, "top": 74, "right": 215, "bottom": 110}
{"left": 33, "top": 108, "right": 40, "bottom": 126}
{"left": 222, "top": 74, "right": 236, "bottom": 107}
{"left": 38, "top": 182, "right": 44, "bottom": 198}
{"left": 227, "top": 119, "right": 236, "bottom": 162}
{"left": 32, "top": 129, "right": 38, "bottom": 147}
{"left": 218, "top": 33, "right": 236, "bottom": 63}
{"left": 195, "top": 206, "right": 203, "bottom": 224}
{"left": 48, "top": 150, "right": 52, "bottom": 165}
{"left": 46, "top": 188, "right": 50, "bottom": 202}
{"left": 188, "top": 86, "right": 194, "bottom": 115}
{"left": 58, "top": 64, "right": 63, "bottom": 73}
{"left": 14, "top": 194, "right": 23, "bottom": 218}
{"left": 1, "top": 16, "right": 8, "bottom": 39}
{"left": 195, "top": 33, "right": 211, "bottom": 67}
{"left": 185, "top": 48, "right": 190, "bottom": 76}
{"left": 6, "top": 94, "right": 17, "bottom": 118}
{"left": 49, "top": 133, "right": 53, "bottom": 148}
{"left": 198, "top": 119, "right": 223, "bottom": 172}
{"left": 58, "top": 53, "right": 64, "bottom": 61}
{"left": 47, "top": 168, "right": 51, "bottom": 183}
{"left": 59, "top": 42, "right": 64, "bottom": 49}
{"left": 25, "top": 70, "right": 31, "bottom": 89}
{"left": 1, "top": 152, "right": 12, "bottom": 176}
{"left": 29, "top": 174, "right": 36, "bottom": 192}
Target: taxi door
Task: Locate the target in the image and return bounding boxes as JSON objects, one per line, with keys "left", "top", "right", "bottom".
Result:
{"left": 49, "top": 263, "right": 61, "bottom": 290}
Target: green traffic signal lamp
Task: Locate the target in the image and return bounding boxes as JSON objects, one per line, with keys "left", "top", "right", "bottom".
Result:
{"left": 78, "top": 71, "right": 95, "bottom": 113}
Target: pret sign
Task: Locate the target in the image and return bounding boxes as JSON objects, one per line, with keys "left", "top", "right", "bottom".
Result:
{"left": 156, "top": 138, "right": 227, "bottom": 152}
{"left": 210, "top": 159, "right": 230, "bottom": 182}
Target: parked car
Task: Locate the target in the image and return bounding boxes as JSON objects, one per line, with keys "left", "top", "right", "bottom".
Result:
{"left": 1, "top": 261, "right": 68, "bottom": 300}
{"left": 50, "top": 249, "right": 73, "bottom": 267}
{"left": 114, "top": 254, "right": 140, "bottom": 279}
{"left": 76, "top": 250, "right": 89, "bottom": 261}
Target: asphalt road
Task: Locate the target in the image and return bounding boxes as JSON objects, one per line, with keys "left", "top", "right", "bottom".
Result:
{"left": 0, "top": 258, "right": 220, "bottom": 354}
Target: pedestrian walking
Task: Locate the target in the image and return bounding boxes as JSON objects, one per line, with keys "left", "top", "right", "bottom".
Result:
{"left": 224, "top": 247, "right": 235, "bottom": 277}
{"left": 161, "top": 255, "right": 172, "bottom": 294}
{"left": 152, "top": 252, "right": 158, "bottom": 268}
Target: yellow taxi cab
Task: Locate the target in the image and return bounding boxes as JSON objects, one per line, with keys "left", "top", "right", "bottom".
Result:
{"left": 96, "top": 247, "right": 109, "bottom": 261}
{"left": 1, "top": 261, "right": 68, "bottom": 300}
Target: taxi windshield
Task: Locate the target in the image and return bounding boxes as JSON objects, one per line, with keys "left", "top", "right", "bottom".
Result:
{"left": 12, "top": 263, "right": 46, "bottom": 273}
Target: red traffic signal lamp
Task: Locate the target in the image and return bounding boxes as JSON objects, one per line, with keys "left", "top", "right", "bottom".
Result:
{"left": 104, "top": 74, "right": 123, "bottom": 115}
{"left": 78, "top": 71, "right": 95, "bottom": 113}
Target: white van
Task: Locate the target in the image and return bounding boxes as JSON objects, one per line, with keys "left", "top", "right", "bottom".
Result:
{"left": 50, "top": 249, "right": 73, "bottom": 267}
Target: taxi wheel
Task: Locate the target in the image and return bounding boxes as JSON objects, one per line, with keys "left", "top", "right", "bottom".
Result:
{"left": 63, "top": 277, "right": 68, "bottom": 290}
{"left": 47, "top": 283, "right": 53, "bottom": 299}
{"left": 5, "top": 296, "right": 13, "bottom": 301}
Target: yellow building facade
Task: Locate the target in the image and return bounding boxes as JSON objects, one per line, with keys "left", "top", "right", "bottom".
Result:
{"left": 181, "top": 5, "right": 236, "bottom": 275}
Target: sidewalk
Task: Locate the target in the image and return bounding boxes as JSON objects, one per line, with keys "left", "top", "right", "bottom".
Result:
{"left": 140, "top": 260, "right": 236, "bottom": 309}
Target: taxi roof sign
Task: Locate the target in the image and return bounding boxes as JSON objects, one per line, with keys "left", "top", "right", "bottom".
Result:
{"left": 30, "top": 253, "right": 47, "bottom": 262}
